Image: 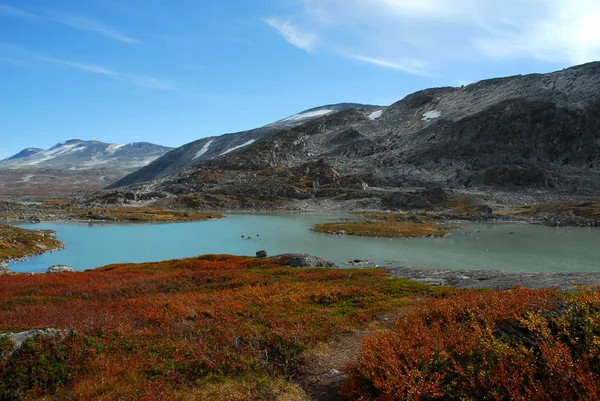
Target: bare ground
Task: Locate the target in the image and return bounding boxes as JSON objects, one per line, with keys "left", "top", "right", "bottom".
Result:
{"left": 294, "top": 313, "right": 402, "bottom": 400}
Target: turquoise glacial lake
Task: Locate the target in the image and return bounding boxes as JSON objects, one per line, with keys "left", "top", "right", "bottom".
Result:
{"left": 12, "top": 214, "right": 600, "bottom": 273}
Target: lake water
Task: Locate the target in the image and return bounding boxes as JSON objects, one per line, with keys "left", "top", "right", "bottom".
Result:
{"left": 12, "top": 214, "right": 600, "bottom": 273}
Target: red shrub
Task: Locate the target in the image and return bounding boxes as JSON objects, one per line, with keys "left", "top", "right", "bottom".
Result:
{"left": 342, "top": 287, "right": 600, "bottom": 400}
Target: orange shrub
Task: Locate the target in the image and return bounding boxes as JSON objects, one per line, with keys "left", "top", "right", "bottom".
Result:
{"left": 342, "top": 287, "right": 600, "bottom": 400}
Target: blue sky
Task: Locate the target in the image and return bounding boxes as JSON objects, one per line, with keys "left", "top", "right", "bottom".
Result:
{"left": 1, "top": 0, "right": 599, "bottom": 159}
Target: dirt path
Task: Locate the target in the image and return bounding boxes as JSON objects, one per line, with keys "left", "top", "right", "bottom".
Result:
{"left": 294, "top": 315, "right": 397, "bottom": 400}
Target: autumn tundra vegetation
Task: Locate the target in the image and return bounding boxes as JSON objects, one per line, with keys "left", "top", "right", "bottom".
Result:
{"left": 0, "top": 225, "right": 63, "bottom": 265}
{"left": 0, "top": 255, "right": 599, "bottom": 400}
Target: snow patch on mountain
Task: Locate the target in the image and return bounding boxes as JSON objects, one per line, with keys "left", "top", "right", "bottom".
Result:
{"left": 283, "top": 109, "right": 333, "bottom": 122}
{"left": 422, "top": 110, "right": 442, "bottom": 121}
{"left": 219, "top": 140, "right": 256, "bottom": 156}
{"left": 193, "top": 140, "right": 214, "bottom": 160}
{"left": 369, "top": 110, "right": 383, "bottom": 120}
{"left": 106, "top": 144, "right": 125, "bottom": 153}
{"left": 23, "top": 143, "right": 83, "bottom": 165}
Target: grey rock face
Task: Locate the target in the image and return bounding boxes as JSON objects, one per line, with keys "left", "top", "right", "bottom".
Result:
{"left": 108, "top": 104, "right": 381, "bottom": 189}
{"left": 47, "top": 265, "right": 74, "bottom": 273}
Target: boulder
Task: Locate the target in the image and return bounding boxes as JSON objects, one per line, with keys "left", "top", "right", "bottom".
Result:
{"left": 383, "top": 192, "right": 431, "bottom": 210}
{"left": 270, "top": 253, "right": 337, "bottom": 268}
{"left": 419, "top": 187, "right": 447, "bottom": 204}
{"left": 256, "top": 250, "right": 268, "bottom": 258}
{"left": 482, "top": 165, "right": 555, "bottom": 188}
{"left": 0, "top": 329, "right": 72, "bottom": 359}
{"left": 47, "top": 265, "right": 74, "bottom": 274}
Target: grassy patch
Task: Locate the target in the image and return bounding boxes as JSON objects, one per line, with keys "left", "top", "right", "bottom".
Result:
{"left": 357, "top": 211, "right": 441, "bottom": 222}
{"left": 0, "top": 225, "right": 63, "bottom": 264}
{"left": 0, "top": 255, "right": 449, "bottom": 399}
{"left": 313, "top": 220, "right": 451, "bottom": 238}
{"left": 80, "top": 207, "right": 223, "bottom": 222}
{"left": 511, "top": 201, "right": 600, "bottom": 220}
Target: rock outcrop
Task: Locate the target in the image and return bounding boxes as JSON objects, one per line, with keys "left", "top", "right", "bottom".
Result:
{"left": 47, "top": 265, "right": 74, "bottom": 274}
{"left": 0, "top": 263, "right": 13, "bottom": 275}
{"left": 270, "top": 254, "right": 337, "bottom": 268}
{"left": 0, "top": 329, "right": 71, "bottom": 359}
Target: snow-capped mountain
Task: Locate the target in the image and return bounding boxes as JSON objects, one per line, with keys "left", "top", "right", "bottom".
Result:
{"left": 0, "top": 140, "right": 172, "bottom": 196}
{"left": 2, "top": 148, "right": 44, "bottom": 161}
{"left": 1, "top": 140, "right": 171, "bottom": 170}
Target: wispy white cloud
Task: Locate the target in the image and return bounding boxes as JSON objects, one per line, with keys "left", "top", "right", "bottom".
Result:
{"left": 126, "top": 75, "right": 177, "bottom": 91}
{"left": 50, "top": 14, "right": 139, "bottom": 44}
{"left": 0, "top": 3, "right": 139, "bottom": 44}
{"left": 38, "top": 55, "right": 119, "bottom": 76}
{"left": 474, "top": 0, "right": 600, "bottom": 65}
{"left": 0, "top": 3, "right": 39, "bottom": 20}
{"left": 0, "top": 44, "right": 183, "bottom": 94}
{"left": 0, "top": 56, "right": 33, "bottom": 67}
{"left": 263, "top": 18, "right": 317, "bottom": 52}
{"left": 267, "top": 0, "right": 600, "bottom": 76}
{"left": 349, "top": 55, "right": 433, "bottom": 76}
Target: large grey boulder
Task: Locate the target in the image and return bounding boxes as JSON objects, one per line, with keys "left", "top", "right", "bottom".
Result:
{"left": 47, "top": 265, "right": 74, "bottom": 274}
{"left": 419, "top": 187, "right": 447, "bottom": 204}
{"left": 383, "top": 192, "right": 431, "bottom": 210}
{"left": 270, "top": 253, "right": 337, "bottom": 268}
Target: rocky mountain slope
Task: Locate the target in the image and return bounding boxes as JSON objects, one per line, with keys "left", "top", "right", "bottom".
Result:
{"left": 0, "top": 140, "right": 172, "bottom": 196}
{"left": 108, "top": 103, "right": 381, "bottom": 189}
{"left": 103, "top": 63, "right": 600, "bottom": 209}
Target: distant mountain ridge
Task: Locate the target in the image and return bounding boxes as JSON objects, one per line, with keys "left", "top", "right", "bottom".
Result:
{"left": 0, "top": 140, "right": 172, "bottom": 196}
{"left": 3, "top": 148, "right": 44, "bottom": 161}
{"left": 1, "top": 139, "right": 171, "bottom": 170}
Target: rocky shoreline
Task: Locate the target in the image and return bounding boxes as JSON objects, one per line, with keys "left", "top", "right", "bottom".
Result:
{"left": 1, "top": 186, "right": 599, "bottom": 227}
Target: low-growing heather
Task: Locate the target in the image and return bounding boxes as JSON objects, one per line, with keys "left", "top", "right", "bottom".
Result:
{"left": 0, "top": 255, "right": 447, "bottom": 400}
{"left": 342, "top": 287, "right": 600, "bottom": 400}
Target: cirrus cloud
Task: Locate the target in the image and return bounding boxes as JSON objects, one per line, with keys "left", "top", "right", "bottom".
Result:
{"left": 263, "top": 18, "right": 317, "bottom": 52}
{"left": 264, "top": 0, "right": 600, "bottom": 76}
